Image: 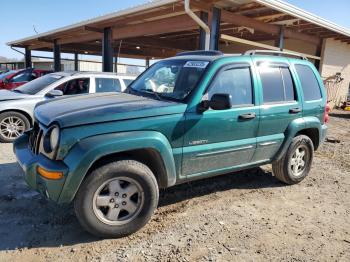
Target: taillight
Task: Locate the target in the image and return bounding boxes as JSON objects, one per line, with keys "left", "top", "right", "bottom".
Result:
{"left": 324, "top": 102, "right": 330, "bottom": 124}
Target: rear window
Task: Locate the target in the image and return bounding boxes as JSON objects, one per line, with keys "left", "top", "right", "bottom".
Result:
{"left": 295, "top": 64, "right": 322, "bottom": 101}
{"left": 259, "top": 66, "right": 296, "bottom": 103}
{"left": 95, "top": 78, "right": 122, "bottom": 93}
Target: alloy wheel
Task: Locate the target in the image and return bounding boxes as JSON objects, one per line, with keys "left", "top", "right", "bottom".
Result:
{"left": 92, "top": 177, "right": 144, "bottom": 226}
{"left": 290, "top": 145, "right": 309, "bottom": 177}
{"left": 0, "top": 116, "right": 26, "bottom": 140}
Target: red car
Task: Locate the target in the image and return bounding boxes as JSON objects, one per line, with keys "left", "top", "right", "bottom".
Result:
{"left": 0, "top": 68, "right": 52, "bottom": 90}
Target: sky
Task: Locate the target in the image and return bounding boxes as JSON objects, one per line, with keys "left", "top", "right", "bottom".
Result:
{"left": 1, "top": 0, "right": 350, "bottom": 61}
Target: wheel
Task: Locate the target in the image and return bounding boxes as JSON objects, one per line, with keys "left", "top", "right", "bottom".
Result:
{"left": 74, "top": 160, "right": 159, "bottom": 238}
{"left": 272, "top": 135, "right": 314, "bottom": 185}
{"left": 0, "top": 111, "right": 31, "bottom": 143}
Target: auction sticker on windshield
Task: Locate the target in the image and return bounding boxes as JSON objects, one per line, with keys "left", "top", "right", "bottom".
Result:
{"left": 184, "top": 61, "right": 209, "bottom": 68}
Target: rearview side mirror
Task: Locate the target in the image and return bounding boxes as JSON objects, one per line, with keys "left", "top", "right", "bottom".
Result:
{"left": 3, "top": 78, "right": 9, "bottom": 84}
{"left": 45, "top": 89, "right": 63, "bottom": 98}
{"left": 200, "top": 93, "right": 232, "bottom": 111}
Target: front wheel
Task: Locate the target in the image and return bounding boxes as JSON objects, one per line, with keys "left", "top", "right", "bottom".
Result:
{"left": 74, "top": 160, "right": 159, "bottom": 238}
{"left": 0, "top": 111, "right": 31, "bottom": 143}
{"left": 272, "top": 135, "right": 314, "bottom": 185}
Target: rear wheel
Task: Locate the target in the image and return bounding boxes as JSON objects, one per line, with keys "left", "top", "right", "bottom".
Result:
{"left": 272, "top": 135, "right": 314, "bottom": 185}
{"left": 0, "top": 111, "right": 30, "bottom": 143}
{"left": 74, "top": 160, "right": 159, "bottom": 238}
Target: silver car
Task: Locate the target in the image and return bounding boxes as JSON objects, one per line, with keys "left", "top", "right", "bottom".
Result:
{"left": 0, "top": 72, "right": 136, "bottom": 142}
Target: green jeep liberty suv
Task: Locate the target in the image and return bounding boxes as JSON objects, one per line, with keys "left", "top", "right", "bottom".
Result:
{"left": 14, "top": 50, "right": 329, "bottom": 238}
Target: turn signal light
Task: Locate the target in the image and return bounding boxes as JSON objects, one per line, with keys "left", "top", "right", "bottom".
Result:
{"left": 37, "top": 166, "right": 63, "bottom": 180}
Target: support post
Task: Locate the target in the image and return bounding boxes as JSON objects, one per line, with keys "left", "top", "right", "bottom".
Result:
{"left": 74, "top": 53, "right": 79, "bottom": 71}
{"left": 276, "top": 26, "right": 285, "bottom": 51}
{"left": 199, "top": 12, "right": 209, "bottom": 50}
{"left": 114, "top": 57, "right": 118, "bottom": 73}
{"left": 53, "top": 40, "right": 61, "bottom": 72}
{"left": 145, "top": 57, "right": 150, "bottom": 68}
{"left": 210, "top": 7, "right": 221, "bottom": 50}
{"left": 314, "top": 41, "right": 323, "bottom": 70}
{"left": 25, "top": 47, "right": 32, "bottom": 68}
{"left": 102, "top": 27, "right": 113, "bottom": 72}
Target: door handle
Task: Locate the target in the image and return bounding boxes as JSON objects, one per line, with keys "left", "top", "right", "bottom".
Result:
{"left": 289, "top": 107, "right": 302, "bottom": 114}
{"left": 239, "top": 112, "right": 256, "bottom": 120}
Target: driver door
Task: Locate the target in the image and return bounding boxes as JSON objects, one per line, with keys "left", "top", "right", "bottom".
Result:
{"left": 182, "top": 64, "right": 259, "bottom": 178}
{"left": 54, "top": 77, "right": 90, "bottom": 95}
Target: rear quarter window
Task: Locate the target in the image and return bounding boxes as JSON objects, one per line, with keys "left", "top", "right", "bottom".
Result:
{"left": 295, "top": 64, "right": 322, "bottom": 101}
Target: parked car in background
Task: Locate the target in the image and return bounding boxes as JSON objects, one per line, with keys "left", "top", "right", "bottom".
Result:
{"left": 14, "top": 50, "right": 329, "bottom": 238}
{"left": 0, "top": 68, "right": 52, "bottom": 90}
{"left": 0, "top": 72, "right": 135, "bottom": 142}
{"left": 0, "top": 68, "right": 9, "bottom": 74}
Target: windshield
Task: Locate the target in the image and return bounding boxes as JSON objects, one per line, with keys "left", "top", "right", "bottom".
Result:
{"left": 129, "top": 59, "right": 209, "bottom": 101}
{"left": 14, "top": 74, "right": 64, "bottom": 95}
{"left": 0, "top": 70, "right": 16, "bottom": 80}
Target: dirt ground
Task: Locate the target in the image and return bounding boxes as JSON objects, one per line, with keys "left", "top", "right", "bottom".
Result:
{"left": 0, "top": 110, "right": 349, "bottom": 262}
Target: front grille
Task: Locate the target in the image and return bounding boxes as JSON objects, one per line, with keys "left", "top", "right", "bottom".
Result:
{"left": 29, "top": 122, "right": 43, "bottom": 155}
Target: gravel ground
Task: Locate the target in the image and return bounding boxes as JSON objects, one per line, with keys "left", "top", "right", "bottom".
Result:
{"left": 0, "top": 110, "right": 349, "bottom": 262}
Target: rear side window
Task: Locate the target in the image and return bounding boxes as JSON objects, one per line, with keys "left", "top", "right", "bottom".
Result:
{"left": 259, "top": 66, "right": 295, "bottom": 103}
{"left": 208, "top": 67, "right": 253, "bottom": 106}
{"left": 95, "top": 78, "right": 122, "bottom": 93}
{"left": 295, "top": 64, "right": 322, "bottom": 101}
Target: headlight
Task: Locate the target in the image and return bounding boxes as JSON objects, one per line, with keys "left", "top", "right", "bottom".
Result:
{"left": 43, "top": 125, "right": 60, "bottom": 153}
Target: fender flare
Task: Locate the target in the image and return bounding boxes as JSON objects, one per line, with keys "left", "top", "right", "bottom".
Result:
{"left": 58, "top": 131, "right": 177, "bottom": 203}
{"left": 274, "top": 117, "right": 322, "bottom": 161}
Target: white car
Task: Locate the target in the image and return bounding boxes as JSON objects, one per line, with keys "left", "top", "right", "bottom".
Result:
{"left": 0, "top": 72, "right": 136, "bottom": 142}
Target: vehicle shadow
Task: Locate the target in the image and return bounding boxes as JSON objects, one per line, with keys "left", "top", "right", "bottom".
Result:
{"left": 159, "top": 167, "right": 282, "bottom": 207}
{"left": 0, "top": 162, "right": 284, "bottom": 251}
{"left": 330, "top": 112, "right": 350, "bottom": 119}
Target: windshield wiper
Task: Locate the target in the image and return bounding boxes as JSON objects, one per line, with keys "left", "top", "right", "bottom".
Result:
{"left": 138, "top": 88, "right": 163, "bottom": 101}
{"left": 12, "top": 89, "right": 23, "bottom": 94}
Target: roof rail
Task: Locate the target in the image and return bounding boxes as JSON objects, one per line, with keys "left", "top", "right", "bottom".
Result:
{"left": 244, "top": 50, "right": 308, "bottom": 60}
{"left": 176, "top": 50, "right": 223, "bottom": 57}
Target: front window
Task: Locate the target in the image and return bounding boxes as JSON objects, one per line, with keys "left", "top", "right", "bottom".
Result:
{"left": 14, "top": 74, "right": 64, "bottom": 95}
{"left": 55, "top": 78, "right": 90, "bottom": 95}
{"left": 207, "top": 67, "right": 253, "bottom": 106}
{"left": 129, "top": 59, "right": 209, "bottom": 101}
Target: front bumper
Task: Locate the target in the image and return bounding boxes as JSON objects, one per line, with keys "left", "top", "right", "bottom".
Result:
{"left": 13, "top": 133, "right": 68, "bottom": 202}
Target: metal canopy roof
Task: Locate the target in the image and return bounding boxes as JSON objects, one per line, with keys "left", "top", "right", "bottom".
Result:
{"left": 7, "top": 0, "right": 350, "bottom": 59}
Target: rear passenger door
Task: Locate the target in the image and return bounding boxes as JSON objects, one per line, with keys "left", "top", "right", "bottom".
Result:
{"left": 252, "top": 59, "right": 302, "bottom": 162}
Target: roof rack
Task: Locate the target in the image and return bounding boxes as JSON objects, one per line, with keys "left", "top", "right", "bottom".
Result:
{"left": 244, "top": 50, "right": 308, "bottom": 60}
{"left": 176, "top": 50, "right": 223, "bottom": 57}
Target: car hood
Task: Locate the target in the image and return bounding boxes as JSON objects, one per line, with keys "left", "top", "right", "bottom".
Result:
{"left": 0, "top": 90, "right": 32, "bottom": 101}
{"left": 35, "top": 92, "right": 187, "bottom": 128}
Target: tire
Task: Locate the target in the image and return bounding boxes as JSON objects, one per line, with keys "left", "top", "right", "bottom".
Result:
{"left": 0, "top": 111, "right": 31, "bottom": 143}
{"left": 272, "top": 135, "right": 314, "bottom": 185}
{"left": 74, "top": 160, "right": 159, "bottom": 238}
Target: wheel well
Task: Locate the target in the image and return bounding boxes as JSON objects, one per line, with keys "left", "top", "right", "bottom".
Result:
{"left": 0, "top": 109, "right": 33, "bottom": 127}
{"left": 87, "top": 148, "right": 168, "bottom": 188}
{"left": 296, "top": 128, "right": 320, "bottom": 150}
